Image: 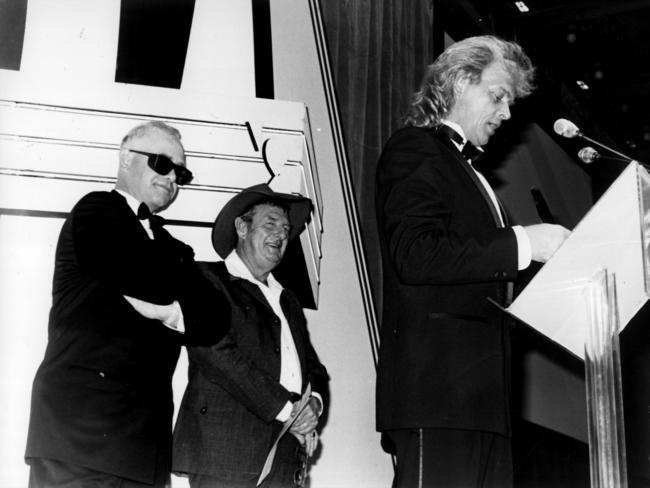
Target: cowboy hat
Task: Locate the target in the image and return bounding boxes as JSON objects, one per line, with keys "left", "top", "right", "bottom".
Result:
{"left": 211, "top": 183, "right": 313, "bottom": 258}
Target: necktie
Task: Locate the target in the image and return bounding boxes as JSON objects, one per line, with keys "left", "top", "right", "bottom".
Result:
{"left": 436, "top": 125, "right": 483, "bottom": 164}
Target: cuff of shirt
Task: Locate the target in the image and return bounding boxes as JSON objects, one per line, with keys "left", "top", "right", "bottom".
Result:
{"left": 276, "top": 401, "right": 293, "bottom": 422}
{"left": 275, "top": 391, "right": 324, "bottom": 422}
{"left": 512, "top": 225, "right": 532, "bottom": 271}
{"left": 162, "top": 300, "right": 185, "bottom": 334}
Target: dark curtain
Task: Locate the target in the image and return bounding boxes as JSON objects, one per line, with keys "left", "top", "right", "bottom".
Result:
{"left": 0, "top": 0, "right": 28, "bottom": 70}
{"left": 320, "top": 0, "right": 435, "bottom": 315}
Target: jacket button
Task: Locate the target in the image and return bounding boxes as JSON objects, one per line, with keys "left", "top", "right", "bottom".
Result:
{"left": 99, "top": 371, "right": 105, "bottom": 378}
{"left": 273, "top": 318, "right": 280, "bottom": 325}
{"left": 200, "top": 406, "right": 207, "bottom": 414}
{"left": 274, "top": 347, "right": 281, "bottom": 354}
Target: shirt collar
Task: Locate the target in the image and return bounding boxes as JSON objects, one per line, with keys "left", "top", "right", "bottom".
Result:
{"left": 441, "top": 119, "right": 467, "bottom": 144}
{"left": 225, "top": 250, "right": 283, "bottom": 292}
{"left": 114, "top": 189, "right": 142, "bottom": 217}
{"left": 440, "top": 119, "right": 485, "bottom": 160}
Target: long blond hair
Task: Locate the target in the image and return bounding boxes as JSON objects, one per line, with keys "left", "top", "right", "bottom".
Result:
{"left": 404, "top": 35, "right": 535, "bottom": 128}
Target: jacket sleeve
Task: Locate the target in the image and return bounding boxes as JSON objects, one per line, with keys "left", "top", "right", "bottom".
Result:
{"left": 376, "top": 128, "right": 518, "bottom": 285}
{"left": 71, "top": 192, "right": 230, "bottom": 344}
{"left": 175, "top": 265, "right": 231, "bottom": 347}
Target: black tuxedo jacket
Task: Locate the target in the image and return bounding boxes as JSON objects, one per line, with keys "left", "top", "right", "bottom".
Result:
{"left": 173, "top": 261, "right": 328, "bottom": 482}
{"left": 375, "top": 127, "right": 519, "bottom": 437}
{"left": 25, "top": 190, "right": 229, "bottom": 483}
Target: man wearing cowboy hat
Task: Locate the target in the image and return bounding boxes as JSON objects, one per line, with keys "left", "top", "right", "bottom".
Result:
{"left": 172, "top": 183, "right": 329, "bottom": 487}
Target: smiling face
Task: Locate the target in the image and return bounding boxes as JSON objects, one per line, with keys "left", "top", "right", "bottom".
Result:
{"left": 117, "top": 128, "right": 186, "bottom": 213}
{"left": 235, "top": 203, "right": 291, "bottom": 282}
{"left": 446, "top": 62, "right": 515, "bottom": 146}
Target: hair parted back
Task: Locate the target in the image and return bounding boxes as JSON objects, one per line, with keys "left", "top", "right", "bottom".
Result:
{"left": 404, "top": 35, "right": 535, "bottom": 128}
{"left": 120, "top": 120, "right": 182, "bottom": 147}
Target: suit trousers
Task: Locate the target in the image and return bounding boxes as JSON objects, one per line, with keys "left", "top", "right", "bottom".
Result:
{"left": 386, "top": 428, "right": 512, "bottom": 488}
{"left": 188, "top": 434, "right": 305, "bottom": 488}
{"left": 28, "top": 455, "right": 170, "bottom": 488}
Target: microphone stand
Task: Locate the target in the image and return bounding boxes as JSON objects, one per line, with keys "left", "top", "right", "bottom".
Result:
{"left": 575, "top": 131, "right": 640, "bottom": 165}
{"left": 555, "top": 118, "right": 649, "bottom": 169}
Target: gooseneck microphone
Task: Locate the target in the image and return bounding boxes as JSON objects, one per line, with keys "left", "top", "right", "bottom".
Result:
{"left": 577, "top": 146, "right": 600, "bottom": 164}
{"left": 577, "top": 146, "right": 631, "bottom": 164}
{"left": 553, "top": 118, "right": 636, "bottom": 163}
{"left": 553, "top": 118, "right": 581, "bottom": 139}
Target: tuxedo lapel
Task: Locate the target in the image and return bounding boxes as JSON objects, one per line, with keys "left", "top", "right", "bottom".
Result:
{"left": 457, "top": 160, "right": 505, "bottom": 228}
{"left": 434, "top": 133, "right": 504, "bottom": 228}
{"left": 111, "top": 190, "right": 195, "bottom": 265}
{"left": 109, "top": 190, "right": 153, "bottom": 241}
{"left": 496, "top": 197, "right": 510, "bottom": 227}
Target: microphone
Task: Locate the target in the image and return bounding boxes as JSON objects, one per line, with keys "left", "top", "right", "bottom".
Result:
{"left": 552, "top": 117, "right": 637, "bottom": 163}
{"left": 553, "top": 118, "right": 581, "bottom": 139}
{"left": 578, "top": 146, "right": 600, "bottom": 164}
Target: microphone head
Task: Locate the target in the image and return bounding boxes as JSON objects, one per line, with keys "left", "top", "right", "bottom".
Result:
{"left": 553, "top": 118, "right": 580, "bottom": 138}
{"left": 578, "top": 146, "right": 600, "bottom": 164}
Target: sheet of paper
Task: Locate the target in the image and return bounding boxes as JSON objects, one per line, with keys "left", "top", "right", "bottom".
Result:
{"left": 257, "top": 383, "right": 312, "bottom": 486}
{"left": 507, "top": 162, "right": 650, "bottom": 359}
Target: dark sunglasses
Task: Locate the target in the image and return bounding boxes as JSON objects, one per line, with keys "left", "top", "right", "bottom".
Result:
{"left": 128, "top": 149, "right": 193, "bottom": 186}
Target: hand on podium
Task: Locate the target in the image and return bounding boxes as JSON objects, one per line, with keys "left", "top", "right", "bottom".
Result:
{"left": 524, "top": 223, "right": 571, "bottom": 262}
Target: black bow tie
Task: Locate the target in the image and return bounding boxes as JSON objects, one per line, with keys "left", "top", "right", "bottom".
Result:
{"left": 137, "top": 202, "right": 164, "bottom": 236}
{"left": 436, "top": 125, "right": 484, "bottom": 163}
{"left": 137, "top": 202, "right": 152, "bottom": 220}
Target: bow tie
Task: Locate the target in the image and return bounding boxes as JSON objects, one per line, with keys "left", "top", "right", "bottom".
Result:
{"left": 137, "top": 202, "right": 152, "bottom": 220}
{"left": 436, "top": 125, "right": 484, "bottom": 163}
{"left": 137, "top": 202, "right": 164, "bottom": 235}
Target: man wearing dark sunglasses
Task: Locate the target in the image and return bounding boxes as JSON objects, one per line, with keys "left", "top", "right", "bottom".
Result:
{"left": 127, "top": 149, "right": 194, "bottom": 187}
{"left": 25, "top": 121, "right": 230, "bottom": 488}
{"left": 119, "top": 127, "right": 193, "bottom": 215}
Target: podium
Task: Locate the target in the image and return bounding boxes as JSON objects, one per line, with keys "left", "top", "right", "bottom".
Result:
{"left": 506, "top": 161, "right": 650, "bottom": 487}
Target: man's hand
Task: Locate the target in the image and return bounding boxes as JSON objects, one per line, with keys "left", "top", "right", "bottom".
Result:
{"left": 287, "top": 396, "right": 321, "bottom": 456}
{"left": 123, "top": 295, "right": 181, "bottom": 331}
{"left": 288, "top": 397, "right": 321, "bottom": 436}
{"left": 290, "top": 431, "right": 319, "bottom": 457}
{"left": 523, "top": 223, "right": 570, "bottom": 263}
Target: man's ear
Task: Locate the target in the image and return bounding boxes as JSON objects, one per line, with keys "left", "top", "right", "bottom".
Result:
{"left": 118, "top": 148, "right": 132, "bottom": 170}
{"left": 234, "top": 217, "right": 248, "bottom": 239}
{"left": 453, "top": 75, "right": 470, "bottom": 100}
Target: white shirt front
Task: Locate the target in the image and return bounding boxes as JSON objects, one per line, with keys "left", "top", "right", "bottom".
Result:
{"left": 225, "top": 250, "right": 302, "bottom": 421}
